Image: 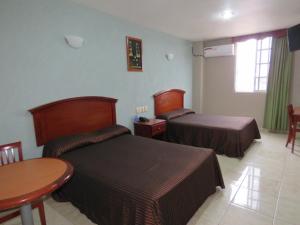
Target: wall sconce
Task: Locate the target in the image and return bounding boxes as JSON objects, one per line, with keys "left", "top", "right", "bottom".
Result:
{"left": 165, "top": 53, "right": 175, "bottom": 61}
{"left": 64, "top": 35, "right": 85, "bottom": 49}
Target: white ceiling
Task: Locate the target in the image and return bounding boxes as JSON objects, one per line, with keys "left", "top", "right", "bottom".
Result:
{"left": 72, "top": 0, "right": 300, "bottom": 41}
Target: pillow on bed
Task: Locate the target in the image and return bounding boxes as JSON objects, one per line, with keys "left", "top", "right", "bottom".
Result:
{"left": 157, "top": 108, "right": 195, "bottom": 120}
{"left": 43, "top": 125, "right": 131, "bottom": 158}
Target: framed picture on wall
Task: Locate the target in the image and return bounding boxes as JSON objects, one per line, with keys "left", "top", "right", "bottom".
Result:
{"left": 126, "top": 36, "right": 143, "bottom": 72}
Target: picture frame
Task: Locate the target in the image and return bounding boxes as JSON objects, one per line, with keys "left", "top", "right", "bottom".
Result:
{"left": 126, "top": 36, "right": 143, "bottom": 72}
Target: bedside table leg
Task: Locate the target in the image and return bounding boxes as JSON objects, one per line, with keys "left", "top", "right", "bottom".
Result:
{"left": 20, "top": 203, "right": 34, "bottom": 225}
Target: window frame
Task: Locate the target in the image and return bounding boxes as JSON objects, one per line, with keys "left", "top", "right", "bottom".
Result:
{"left": 234, "top": 36, "right": 272, "bottom": 93}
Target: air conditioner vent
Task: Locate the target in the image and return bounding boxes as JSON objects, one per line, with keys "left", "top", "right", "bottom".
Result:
{"left": 204, "top": 44, "right": 234, "bottom": 58}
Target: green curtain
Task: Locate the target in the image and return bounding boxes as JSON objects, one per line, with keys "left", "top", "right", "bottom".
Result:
{"left": 263, "top": 36, "right": 293, "bottom": 132}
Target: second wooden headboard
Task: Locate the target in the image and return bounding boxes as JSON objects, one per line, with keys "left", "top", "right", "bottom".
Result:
{"left": 153, "top": 89, "right": 185, "bottom": 116}
{"left": 29, "top": 96, "right": 117, "bottom": 146}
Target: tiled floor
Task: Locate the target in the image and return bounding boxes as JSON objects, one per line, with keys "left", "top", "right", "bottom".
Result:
{"left": 3, "top": 131, "right": 300, "bottom": 225}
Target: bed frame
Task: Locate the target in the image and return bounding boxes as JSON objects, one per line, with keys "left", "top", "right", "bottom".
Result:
{"left": 153, "top": 89, "right": 185, "bottom": 116}
{"left": 29, "top": 96, "right": 117, "bottom": 146}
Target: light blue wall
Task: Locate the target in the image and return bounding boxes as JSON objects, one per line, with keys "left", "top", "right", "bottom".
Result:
{"left": 0, "top": 0, "right": 193, "bottom": 159}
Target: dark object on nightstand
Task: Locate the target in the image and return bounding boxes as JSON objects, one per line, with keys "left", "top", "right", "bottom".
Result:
{"left": 134, "top": 119, "right": 166, "bottom": 138}
{"left": 139, "top": 116, "right": 150, "bottom": 122}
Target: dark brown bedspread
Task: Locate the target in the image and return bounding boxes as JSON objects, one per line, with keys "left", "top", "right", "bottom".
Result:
{"left": 54, "top": 134, "right": 224, "bottom": 225}
{"left": 166, "top": 114, "right": 261, "bottom": 157}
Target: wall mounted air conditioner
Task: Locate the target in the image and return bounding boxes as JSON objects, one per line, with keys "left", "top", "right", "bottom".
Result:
{"left": 204, "top": 44, "right": 234, "bottom": 58}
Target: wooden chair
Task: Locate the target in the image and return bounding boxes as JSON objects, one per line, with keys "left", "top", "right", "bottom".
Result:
{"left": 0, "top": 141, "right": 46, "bottom": 225}
{"left": 286, "top": 104, "right": 300, "bottom": 153}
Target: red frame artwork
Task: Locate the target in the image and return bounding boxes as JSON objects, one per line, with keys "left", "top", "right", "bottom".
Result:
{"left": 126, "top": 36, "right": 143, "bottom": 72}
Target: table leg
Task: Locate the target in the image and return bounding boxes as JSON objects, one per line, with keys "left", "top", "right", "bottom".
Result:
{"left": 20, "top": 203, "right": 34, "bottom": 225}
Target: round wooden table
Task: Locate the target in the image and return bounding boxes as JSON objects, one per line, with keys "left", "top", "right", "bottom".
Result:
{"left": 0, "top": 158, "right": 73, "bottom": 225}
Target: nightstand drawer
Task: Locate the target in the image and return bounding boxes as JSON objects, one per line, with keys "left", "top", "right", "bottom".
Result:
{"left": 152, "top": 123, "right": 166, "bottom": 136}
{"left": 134, "top": 119, "right": 166, "bottom": 138}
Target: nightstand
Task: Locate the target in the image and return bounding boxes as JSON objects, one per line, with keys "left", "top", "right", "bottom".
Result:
{"left": 134, "top": 119, "right": 166, "bottom": 138}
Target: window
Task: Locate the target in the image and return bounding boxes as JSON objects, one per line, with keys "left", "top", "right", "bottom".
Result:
{"left": 235, "top": 37, "right": 272, "bottom": 92}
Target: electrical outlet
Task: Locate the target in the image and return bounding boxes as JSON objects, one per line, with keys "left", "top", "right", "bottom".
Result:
{"left": 136, "top": 107, "right": 141, "bottom": 114}
{"left": 136, "top": 105, "right": 148, "bottom": 114}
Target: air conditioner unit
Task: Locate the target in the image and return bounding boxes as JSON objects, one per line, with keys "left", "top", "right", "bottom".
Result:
{"left": 204, "top": 44, "right": 234, "bottom": 58}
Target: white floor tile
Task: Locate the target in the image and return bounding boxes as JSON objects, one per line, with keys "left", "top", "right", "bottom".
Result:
{"left": 276, "top": 197, "right": 300, "bottom": 224}
{"left": 240, "top": 175, "right": 281, "bottom": 197}
{"left": 220, "top": 204, "right": 273, "bottom": 225}
{"left": 232, "top": 187, "right": 277, "bottom": 217}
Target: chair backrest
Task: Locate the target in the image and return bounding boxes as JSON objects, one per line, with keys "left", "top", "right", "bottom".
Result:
{"left": 0, "top": 141, "right": 23, "bottom": 166}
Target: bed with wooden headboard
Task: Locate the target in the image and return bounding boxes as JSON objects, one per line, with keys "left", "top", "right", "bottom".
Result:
{"left": 153, "top": 89, "right": 261, "bottom": 158}
{"left": 29, "top": 96, "right": 117, "bottom": 146}
{"left": 29, "top": 96, "right": 224, "bottom": 225}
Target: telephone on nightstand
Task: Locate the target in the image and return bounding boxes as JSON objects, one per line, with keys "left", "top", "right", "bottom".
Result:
{"left": 139, "top": 117, "right": 150, "bottom": 122}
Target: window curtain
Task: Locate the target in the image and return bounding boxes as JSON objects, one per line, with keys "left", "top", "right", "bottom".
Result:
{"left": 263, "top": 36, "right": 293, "bottom": 132}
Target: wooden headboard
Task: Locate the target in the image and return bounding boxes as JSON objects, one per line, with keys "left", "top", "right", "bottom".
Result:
{"left": 153, "top": 89, "right": 185, "bottom": 116}
{"left": 29, "top": 96, "right": 117, "bottom": 146}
